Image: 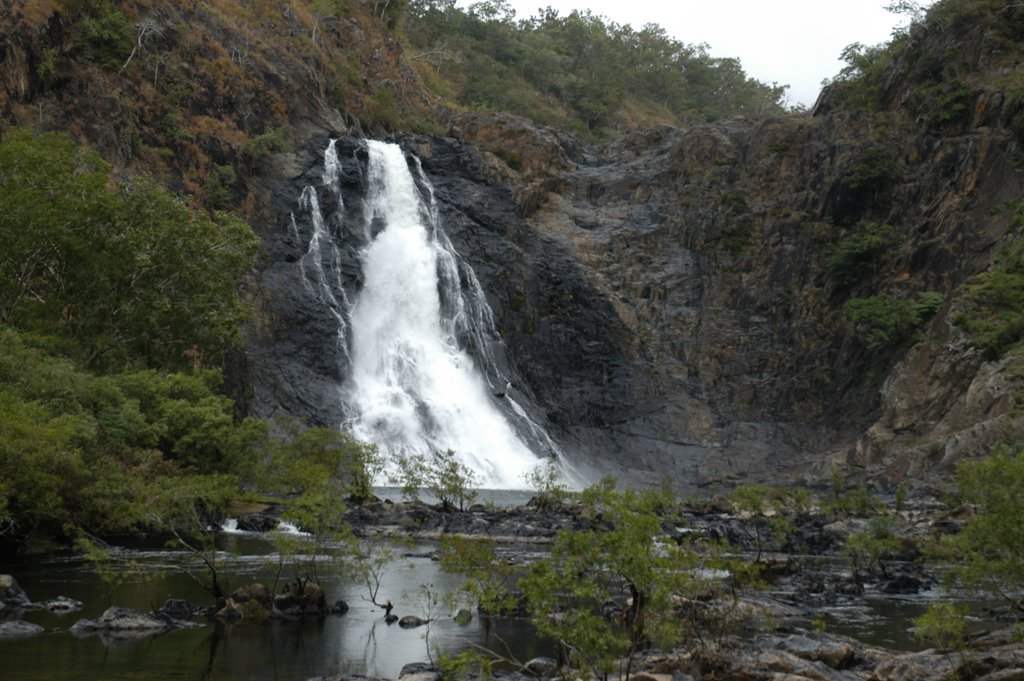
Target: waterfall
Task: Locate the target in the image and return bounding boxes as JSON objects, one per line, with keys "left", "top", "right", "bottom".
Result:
{"left": 289, "top": 139, "right": 551, "bottom": 487}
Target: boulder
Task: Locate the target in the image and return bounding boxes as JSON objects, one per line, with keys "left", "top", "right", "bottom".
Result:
{"left": 272, "top": 580, "right": 326, "bottom": 617}
{"left": 237, "top": 512, "right": 279, "bottom": 533}
{"left": 523, "top": 657, "right": 558, "bottom": 678}
{"left": 69, "top": 606, "right": 198, "bottom": 639}
{"left": 30, "top": 596, "right": 83, "bottom": 614}
{"left": 397, "top": 661, "right": 440, "bottom": 681}
{"left": 0, "top": 575, "right": 30, "bottom": 608}
{"left": 231, "top": 583, "right": 272, "bottom": 609}
{"left": 0, "top": 620, "right": 44, "bottom": 638}
{"left": 760, "top": 632, "right": 857, "bottom": 670}
{"left": 157, "top": 599, "right": 198, "bottom": 619}
{"left": 398, "top": 615, "right": 427, "bottom": 628}
{"left": 880, "top": 573, "right": 926, "bottom": 594}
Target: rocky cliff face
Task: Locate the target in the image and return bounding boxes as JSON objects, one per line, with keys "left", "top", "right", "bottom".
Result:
{"left": 246, "top": 90, "right": 1022, "bottom": 490}
{"left": 4, "top": 1, "right": 1022, "bottom": 490}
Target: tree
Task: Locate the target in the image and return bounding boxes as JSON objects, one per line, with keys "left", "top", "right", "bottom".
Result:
{"left": 727, "top": 484, "right": 807, "bottom": 562}
{"left": 934, "top": 444, "right": 1024, "bottom": 607}
{"left": 259, "top": 421, "right": 383, "bottom": 585}
{"left": 523, "top": 459, "right": 572, "bottom": 510}
{"left": 519, "top": 483, "right": 722, "bottom": 680}
{"left": 394, "top": 449, "right": 480, "bottom": 511}
{"left": 0, "top": 128, "right": 259, "bottom": 372}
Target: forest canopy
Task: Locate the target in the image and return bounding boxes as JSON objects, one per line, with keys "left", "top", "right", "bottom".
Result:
{"left": 0, "top": 127, "right": 266, "bottom": 550}
{"left": 404, "top": 0, "right": 791, "bottom": 135}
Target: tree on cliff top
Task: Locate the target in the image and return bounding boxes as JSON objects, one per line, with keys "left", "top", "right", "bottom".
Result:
{"left": 404, "top": 1, "right": 789, "bottom": 135}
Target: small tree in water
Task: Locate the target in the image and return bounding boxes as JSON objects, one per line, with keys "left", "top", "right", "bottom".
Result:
{"left": 394, "top": 449, "right": 479, "bottom": 511}
{"left": 522, "top": 481, "right": 728, "bottom": 679}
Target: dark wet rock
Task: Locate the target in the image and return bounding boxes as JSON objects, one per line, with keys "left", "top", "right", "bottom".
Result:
{"left": 215, "top": 599, "right": 244, "bottom": 623}
{"left": 0, "top": 575, "right": 30, "bottom": 608}
{"left": 69, "top": 606, "right": 198, "bottom": 639}
{"left": 384, "top": 613, "right": 398, "bottom": 625}
{"left": 398, "top": 662, "right": 440, "bottom": 681}
{"left": 0, "top": 619, "right": 44, "bottom": 637}
{"left": 757, "top": 632, "right": 858, "bottom": 670}
{"left": 237, "top": 512, "right": 279, "bottom": 533}
{"left": 398, "top": 615, "right": 427, "bottom": 628}
{"left": 881, "top": 573, "right": 928, "bottom": 594}
{"left": 157, "top": 599, "right": 202, "bottom": 619}
{"left": 522, "top": 657, "right": 557, "bottom": 677}
{"left": 272, "top": 580, "right": 325, "bottom": 618}
{"left": 331, "top": 599, "right": 349, "bottom": 615}
{"left": 30, "top": 596, "right": 83, "bottom": 614}
{"left": 232, "top": 583, "right": 272, "bottom": 608}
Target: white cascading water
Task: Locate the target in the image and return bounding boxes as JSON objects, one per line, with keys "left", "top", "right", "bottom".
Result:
{"left": 345, "top": 141, "right": 542, "bottom": 487}
{"left": 296, "top": 140, "right": 350, "bottom": 359}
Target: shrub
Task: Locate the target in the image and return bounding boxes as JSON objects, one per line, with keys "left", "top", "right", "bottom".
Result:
{"left": 523, "top": 459, "right": 571, "bottom": 510}
{"left": 71, "top": 0, "right": 133, "bottom": 70}
{"left": 915, "top": 602, "right": 967, "bottom": 652}
{"left": 933, "top": 443, "right": 1024, "bottom": 600}
{"left": 827, "top": 221, "right": 899, "bottom": 290}
{"left": 953, "top": 228, "right": 1024, "bottom": 359}
{"left": 394, "top": 449, "right": 480, "bottom": 511}
{"left": 844, "top": 291, "right": 943, "bottom": 345}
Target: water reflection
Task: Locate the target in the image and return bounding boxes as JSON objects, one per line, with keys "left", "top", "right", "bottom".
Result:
{"left": 0, "top": 532, "right": 547, "bottom": 681}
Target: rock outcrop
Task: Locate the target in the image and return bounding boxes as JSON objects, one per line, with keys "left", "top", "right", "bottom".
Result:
{"left": 249, "top": 89, "right": 1022, "bottom": 489}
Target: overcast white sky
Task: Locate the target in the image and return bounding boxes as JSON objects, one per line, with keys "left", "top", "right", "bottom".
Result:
{"left": 463, "top": 0, "right": 932, "bottom": 108}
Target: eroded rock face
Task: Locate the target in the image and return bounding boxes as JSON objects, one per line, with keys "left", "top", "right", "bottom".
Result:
{"left": 248, "top": 98, "right": 1023, "bottom": 489}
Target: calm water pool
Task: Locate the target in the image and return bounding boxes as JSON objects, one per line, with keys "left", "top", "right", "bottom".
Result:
{"left": 0, "top": 530, "right": 547, "bottom": 681}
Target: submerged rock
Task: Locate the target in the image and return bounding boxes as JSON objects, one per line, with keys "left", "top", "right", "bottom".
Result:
{"left": 237, "top": 512, "right": 279, "bottom": 533}
{"left": 0, "top": 575, "right": 30, "bottom": 609}
{"left": 272, "top": 580, "right": 326, "bottom": 618}
{"left": 522, "top": 657, "right": 557, "bottom": 677}
{"left": 0, "top": 620, "right": 44, "bottom": 638}
{"left": 27, "top": 596, "right": 83, "bottom": 614}
{"left": 70, "top": 606, "right": 198, "bottom": 640}
{"left": 398, "top": 662, "right": 440, "bottom": 681}
{"left": 398, "top": 615, "right": 427, "bottom": 629}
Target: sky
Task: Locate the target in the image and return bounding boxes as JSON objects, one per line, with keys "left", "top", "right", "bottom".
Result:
{"left": 466, "top": 0, "right": 932, "bottom": 108}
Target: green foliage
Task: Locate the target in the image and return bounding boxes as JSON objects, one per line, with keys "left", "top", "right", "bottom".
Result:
{"left": 847, "top": 146, "right": 899, "bottom": 195}
{"left": 67, "top": 0, "right": 134, "bottom": 70}
{"left": 261, "top": 418, "right": 382, "bottom": 504}
{"left": 75, "top": 535, "right": 150, "bottom": 606}
{"left": 404, "top": 2, "right": 788, "bottom": 137}
{"left": 825, "top": 484, "right": 886, "bottom": 519}
{"left": 933, "top": 444, "right": 1024, "bottom": 601}
{"left": 826, "top": 221, "right": 899, "bottom": 290}
{"left": 522, "top": 459, "right": 571, "bottom": 511}
{"left": 954, "top": 229, "right": 1024, "bottom": 360}
{"left": 149, "top": 472, "right": 241, "bottom": 598}
{"left": 844, "top": 291, "right": 944, "bottom": 345}
{"left": 367, "top": 87, "right": 401, "bottom": 130}
{"left": 914, "top": 602, "right": 967, "bottom": 652}
{"left": 518, "top": 482, "right": 726, "bottom": 679}
{"left": 0, "top": 127, "right": 259, "bottom": 372}
{"left": 0, "top": 326, "right": 267, "bottom": 547}
{"left": 394, "top": 449, "right": 479, "bottom": 511}
{"left": 242, "top": 127, "right": 291, "bottom": 169}
{"left": 438, "top": 535, "right": 519, "bottom": 615}
{"left": 844, "top": 515, "right": 902, "bottom": 581}
{"left": 204, "top": 164, "right": 237, "bottom": 209}
{"left": 826, "top": 41, "right": 894, "bottom": 111}
{"left": 727, "top": 484, "right": 809, "bottom": 561}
